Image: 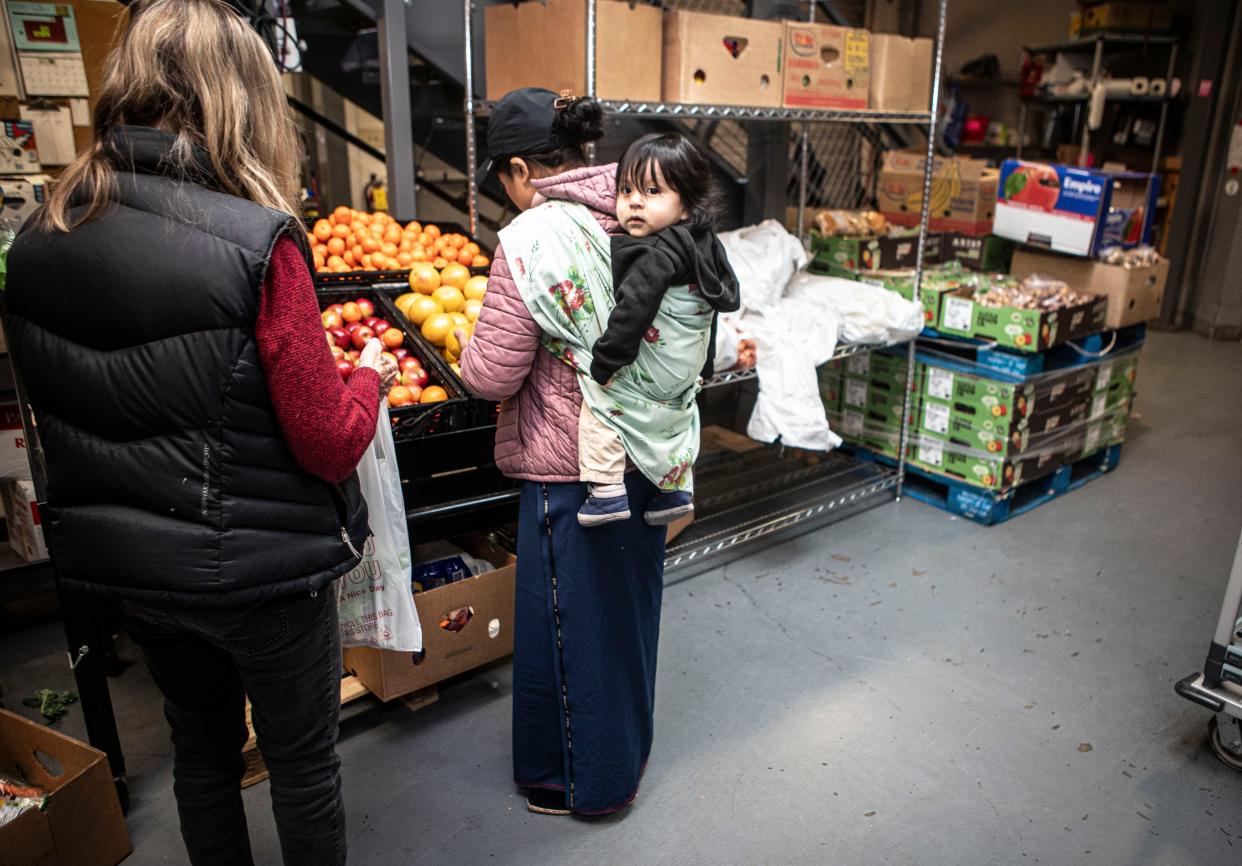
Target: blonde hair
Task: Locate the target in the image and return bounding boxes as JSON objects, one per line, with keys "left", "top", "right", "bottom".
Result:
{"left": 42, "top": 0, "right": 301, "bottom": 232}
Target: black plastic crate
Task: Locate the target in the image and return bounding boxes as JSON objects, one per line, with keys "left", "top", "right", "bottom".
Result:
{"left": 316, "top": 288, "right": 472, "bottom": 441}
{"left": 311, "top": 220, "right": 493, "bottom": 291}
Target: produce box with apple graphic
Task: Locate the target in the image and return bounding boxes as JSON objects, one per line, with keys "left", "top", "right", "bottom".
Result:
{"left": 810, "top": 229, "right": 941, "bottom": 272}
{"left": 940, "top": 232, "right": 1015, "bottom": 272}
{"left": 917, "top": 397, "right": 1090, "bottom": 460}
{"left": 908, "top": 434, "right": 1069, "bottom": 492}
{"left": 993, "top": 160, "right": 1159, "bottom": 257}
{"left": 936, "top": 286, "right": 1108, "bottom": 352}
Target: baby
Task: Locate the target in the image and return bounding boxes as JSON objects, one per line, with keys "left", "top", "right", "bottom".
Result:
{"left": 578, "top": 132, "right": 741, "bottom": 527}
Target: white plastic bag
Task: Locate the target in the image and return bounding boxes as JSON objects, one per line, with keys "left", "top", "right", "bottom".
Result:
{"left": 718, "top": 220, "right": 808, "bottom": 313}
{"left": 785, "top": 272, "right": 924, "bottom": 344}
{"left": 337, "top": 404, "right": 422, "bottom": 652}
{"left": 745, "top": 296, "right": 844, "bottom": 451}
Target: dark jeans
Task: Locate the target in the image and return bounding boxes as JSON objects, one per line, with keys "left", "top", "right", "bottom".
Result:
{"left": 120, "top": 589, "right": 345, "bottom": 866}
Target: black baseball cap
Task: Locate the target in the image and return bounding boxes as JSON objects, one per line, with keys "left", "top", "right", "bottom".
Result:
{"left": 478, "top": 87, "right": 568, "bottom": 181}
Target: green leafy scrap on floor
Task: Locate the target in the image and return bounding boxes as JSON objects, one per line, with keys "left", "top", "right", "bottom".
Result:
{"left": 22, "top": 689, "right": 78, "bottom": 724}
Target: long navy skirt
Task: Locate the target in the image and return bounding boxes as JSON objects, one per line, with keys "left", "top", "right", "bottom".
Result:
{"left": 512, "top": 471, "right": 666, "bottom": 814}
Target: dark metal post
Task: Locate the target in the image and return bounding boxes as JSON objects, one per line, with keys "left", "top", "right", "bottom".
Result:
{"left": 377, "top": 0, "right": 418, "bottom": 220}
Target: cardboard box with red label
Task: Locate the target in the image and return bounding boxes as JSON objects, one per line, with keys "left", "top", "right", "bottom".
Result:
{"left": 877, "top": 150, "right": 999, "bottom": 236}
{"left": 993, "top": 160, "right": 1159, "bottom": 257}
{"left": 782, "top": 23, "right": 870, "bottom": 110}
{"left": 662, "top": 11, "right": 785, "bottom": 107}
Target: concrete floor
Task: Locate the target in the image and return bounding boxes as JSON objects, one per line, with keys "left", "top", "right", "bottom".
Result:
{"left": 4, "top": 329, "right": 1242, "bottom": 865}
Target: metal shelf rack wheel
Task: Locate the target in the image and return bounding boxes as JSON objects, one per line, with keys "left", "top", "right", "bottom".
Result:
{"left": 460, "top": 0, "right": 951, "bottom": 570}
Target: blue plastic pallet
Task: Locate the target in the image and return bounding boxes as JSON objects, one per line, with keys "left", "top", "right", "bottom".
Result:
{"left": 917, "top": 324, "right": 1146, "bottom": 381}
{"left": 844, "top": 443, "right": 1123, "bottom": 526}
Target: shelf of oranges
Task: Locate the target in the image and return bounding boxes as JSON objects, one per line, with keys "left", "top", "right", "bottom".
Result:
{"left": 308, "top": 206, "right": 492, "bottom": 291}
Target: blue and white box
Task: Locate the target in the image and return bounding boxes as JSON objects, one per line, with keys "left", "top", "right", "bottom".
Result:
{"left": 993, "top": 160, "right": 1159, "bottom": 258}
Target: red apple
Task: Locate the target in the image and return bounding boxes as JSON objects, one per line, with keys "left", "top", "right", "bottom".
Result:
{"left": 363, "top": 316, "right": 381, "bottom": 330}
{"left": 330, "top": 346, "right": 346, "bottom": 361}
{"left": 330, "top": 327, "right": 350, "bottom": 349}
{"left": 351, "top": 325, "right": 375, "bottom": 350}
{"left": 357, "top": 298, "right": 375, "bottom": 318}
{"left": 345, "top": 321, "right": 363, "bottom": 334}
{"left": 372, "top": 320, "right": 390, "bottom": 336}
{"left": 392, "top": 348, "right": 410, "bottom": 362}
{"left": 405, "top": 367, "right": 430, "bottom": 388}
{"left": 345, "top": 350, "right": 361, "bottom": 363}
{"left": 336, "top": 360, "right": 354, "bottom": 380}
{"left": 322, "top": 310, "right": 343, "bottom": 329}
{"left": 399, "top": 357, "right": 420, "bottom": 375}
{"left": 327, "top": 304, "right": 345, "bottom": 318}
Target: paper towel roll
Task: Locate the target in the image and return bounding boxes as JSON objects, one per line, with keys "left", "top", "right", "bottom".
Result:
{"left": 1089, "top": 82, "right": 1107, "bottom": 129}
{"left": 1149, "top": 78, "right": 1168, "bottom": 97}
{"left": 1102, "top": 78, "right": 1149, "bottom": 97}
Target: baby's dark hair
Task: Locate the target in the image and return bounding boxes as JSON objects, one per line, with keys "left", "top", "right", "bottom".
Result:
{"left": 495, "top": 96, "right": 605, "bottom": 177}
{"left": 616, "top": 133, "right": 723, "bottom": 229}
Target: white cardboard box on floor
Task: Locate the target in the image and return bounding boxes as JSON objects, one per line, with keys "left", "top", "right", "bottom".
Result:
{"left": 0, "top": 478, "right": 47, "bottom": 561}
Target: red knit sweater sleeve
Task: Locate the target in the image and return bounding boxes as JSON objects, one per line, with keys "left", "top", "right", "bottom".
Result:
{"left": 256, "top": 235, "right": 381, "bottom": 484}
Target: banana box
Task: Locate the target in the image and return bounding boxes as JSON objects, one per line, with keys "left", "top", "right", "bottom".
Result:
{"left": 877, "top": 150, "right": 998, "bottom": 236}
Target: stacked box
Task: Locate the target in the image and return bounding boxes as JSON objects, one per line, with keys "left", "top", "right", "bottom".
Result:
{"left": 937, "top": 284, "right": 1109, "bottom": 352}
{"left": 809, "top": 230, "right": 940, "bottom": 273}
{"left": 825, "top": 351, "right": 911, "bottom": 458}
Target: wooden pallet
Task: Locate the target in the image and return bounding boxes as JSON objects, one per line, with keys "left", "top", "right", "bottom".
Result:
{"left": 240, "top": 675, "right": 438, "bottom": 788}
{"left": 898, "top": 444, "right": 1123, "bottom": 526}
{"left": 918, "top": 324, "right": 1146, "bottom": 380}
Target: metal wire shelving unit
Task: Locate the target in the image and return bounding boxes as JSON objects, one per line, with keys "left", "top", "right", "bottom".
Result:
{"left": 461, "top": 0, "right": 950, "bottom": 577}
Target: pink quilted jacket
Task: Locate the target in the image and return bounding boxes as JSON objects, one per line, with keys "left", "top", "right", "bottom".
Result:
{"left": 460, "top": 163, "right": 620, "bottom": 482}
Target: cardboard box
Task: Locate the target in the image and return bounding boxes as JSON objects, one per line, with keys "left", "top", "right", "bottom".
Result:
{"left": 0, "top": 479, "right": 46, "bottom": 561}
{"left": 1009, "top": 248, "right": 1169, "bottom": 329}
{"left": 941, "top": 232, "right": 1016, "bottom": 273}
{"left": 484, "top": 0, "right": 662, "bottom": 101}
{"left": 0, "top": 710, "right": 132, "bottom": 866}
{"left": 993, "top": 160, "right": 1160, "bottom": 257}
{"left": 854, "top": 265, "right": 964, "bottom": 328}
{"left": 878, "top": 150, "right": 999, "bottom": 236}
{"left": 810, "top": 229, "right": 939, "bottom": 271}
{"left": 920, "top": 363, "right": 1036, "bottom": 425}
{"left": 919, "top": 399, "right": 1088, "bottom": 458}
{"left": 909, "top": 436, "right": 1066, "bottom": 491}
{"left": 869, "top": 34, "right": 932, "bottom": 111}
{"left": 782, "top": 23, "right": 869, "bottom": 110}
{"left": 1081, "top": 1, "right": 1173, "bottom": 33}
{"left": 343, "top": 535, "right": 516, "bottom": 701}
{"left": 0, "top": 120, "right": 40, "bottom": 174}
{"left": 663, "top": 11, "right": 784, "bottom": 107}
{"left": 0, "top": 176, "right": 49, "bottom": 227}
{"left": 937, "top": 287, "right": 1109, "bottom": 353}
{"left": 0, "top": 399, "right": 30, "bottom": 480}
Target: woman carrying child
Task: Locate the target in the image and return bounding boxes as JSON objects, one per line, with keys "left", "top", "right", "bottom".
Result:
{"left": 460, "top": 88, "right": 736, "bottom": 816}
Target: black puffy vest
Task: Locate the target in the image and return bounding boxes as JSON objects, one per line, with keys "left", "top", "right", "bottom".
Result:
{"left": 4, "top": 126, "right": 369, "bottom": 606}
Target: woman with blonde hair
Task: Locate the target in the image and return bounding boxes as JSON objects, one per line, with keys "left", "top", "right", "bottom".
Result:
{"left": 4, "top": 1, "right": 395, "bottom": 863}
